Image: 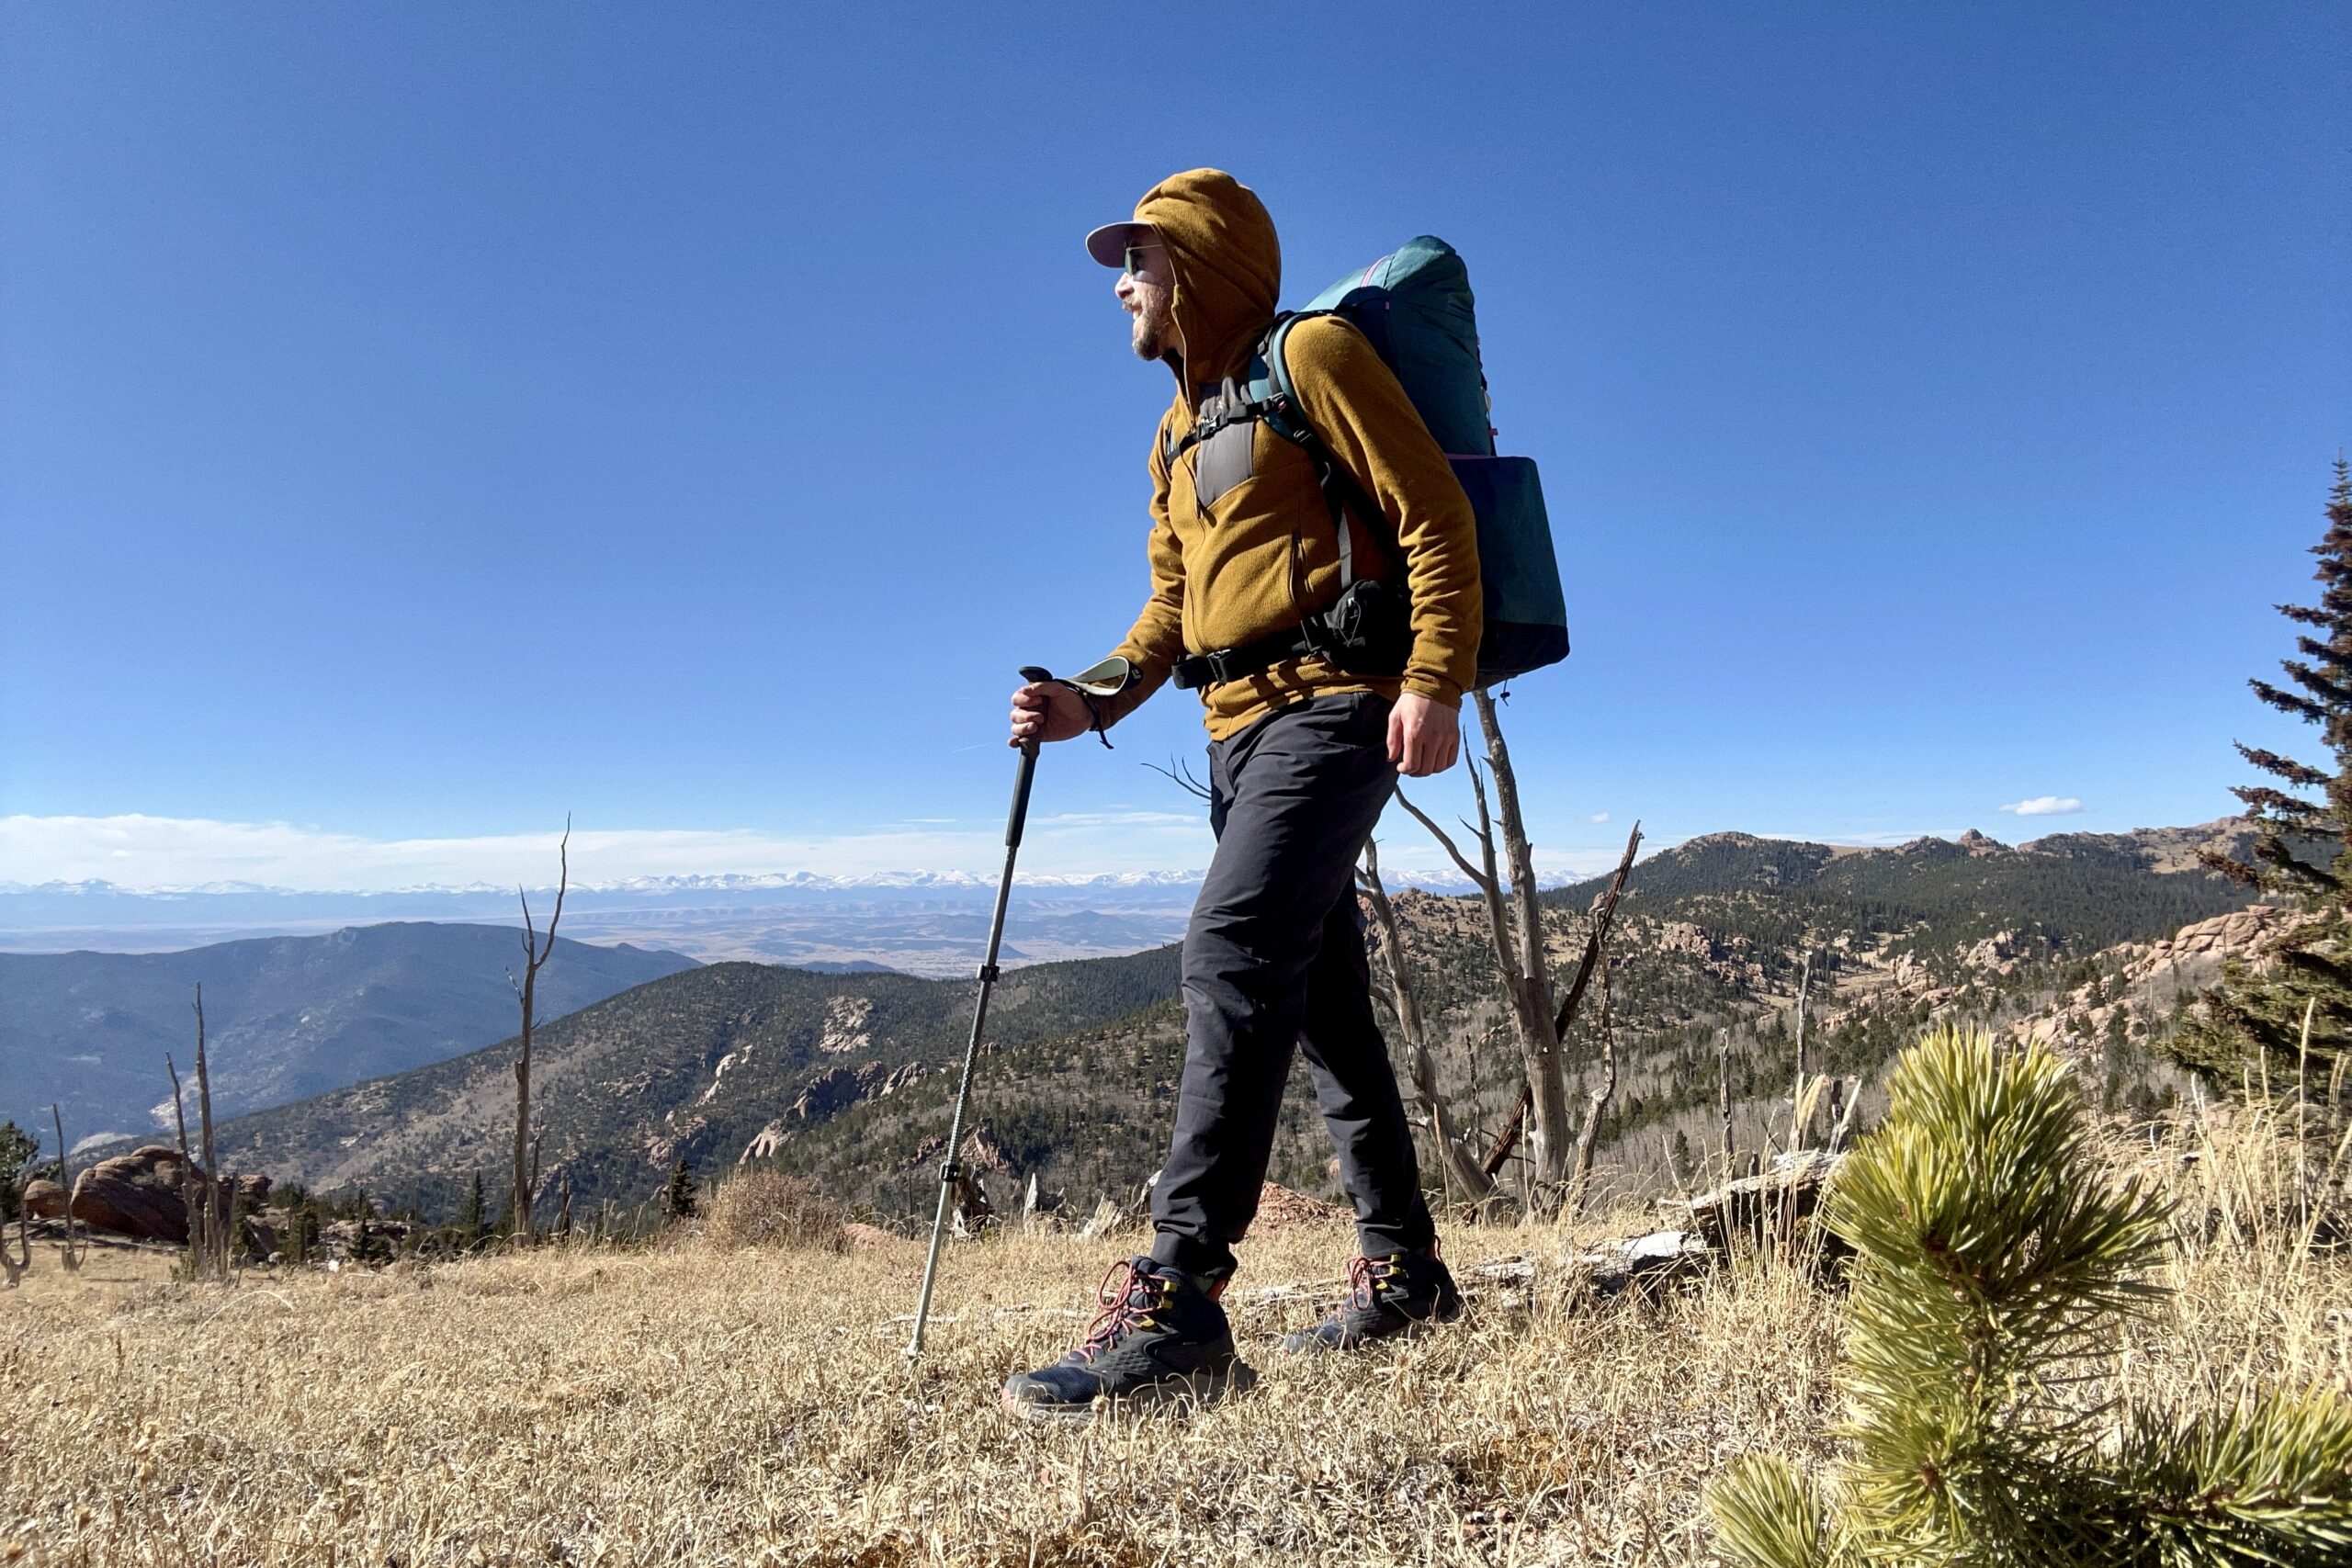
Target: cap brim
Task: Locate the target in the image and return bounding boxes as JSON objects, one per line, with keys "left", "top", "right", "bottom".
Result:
{"left": 1084, "top": 220, "right": 1155, "bottom": 267}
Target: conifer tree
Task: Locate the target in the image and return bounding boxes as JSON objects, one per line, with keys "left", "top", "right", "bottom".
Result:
{"left": 2177, "top": 459, "right": 2352, "bottom": 1085}
{"left": 663, "top": 1158, "right": 698, "bottom": 1221}
{"left": 458, "top": 1170, "right": 486, "bottom": 1251}
{"left": 1706, "top": 1028, "right": 2352, "bottom": 1566}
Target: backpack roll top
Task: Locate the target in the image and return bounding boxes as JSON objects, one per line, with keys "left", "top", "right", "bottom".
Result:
{"left": 1301, "top": 236, "right": 1495, "bottom": 459}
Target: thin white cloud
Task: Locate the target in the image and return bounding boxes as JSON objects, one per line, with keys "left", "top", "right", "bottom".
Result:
{"left": 0, "top": 812, "right": 1216, "bottom": 892}
{"left": 1589, "top": 812, "right": 1611, "bottom": 823}
{"left": 2000, "top": 796, "right": 2085, "bottom": 818}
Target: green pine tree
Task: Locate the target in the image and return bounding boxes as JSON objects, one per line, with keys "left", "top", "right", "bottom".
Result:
{"left": 0, "top": 1121, "right": 36, "bottom": 1221}
{"left": 663, "top": 1158, "right": 698, "bottom": 1221}
{"left": 2175, "top": 460, "right": 2352, "bottom": 1088}
{"left": 1706, "top": 1028, "right": 2352, "bottom": 1565}
{"left": 458, "top": 1169, "right": 486, "bottom": 1250}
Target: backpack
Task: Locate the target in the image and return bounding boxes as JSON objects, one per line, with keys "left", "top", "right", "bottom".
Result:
{"left": 1169, "top": 236, "right": 1570, "bottom": 692}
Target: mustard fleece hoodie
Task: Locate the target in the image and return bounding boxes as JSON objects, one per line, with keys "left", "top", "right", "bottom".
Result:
{"left": 1095, "top": 169, "right": 1483, "bottom": 741}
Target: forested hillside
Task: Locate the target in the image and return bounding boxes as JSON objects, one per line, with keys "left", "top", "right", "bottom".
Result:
{"left": 186, "top": 944, "right": 1181, "bottom": 1219}
{"left": 169, "top": 823, "right": 2256, "bottom": 1227}
{"left": 4, "top": 922, "right": 698, "bottom": 1139}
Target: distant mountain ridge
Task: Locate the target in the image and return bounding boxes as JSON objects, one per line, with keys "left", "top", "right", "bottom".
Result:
{"left": 139, "top": 820, "right": 2260, "bottom": 1224}
{"left": 4, "top": 923, "right": 697, "bottom": 1143}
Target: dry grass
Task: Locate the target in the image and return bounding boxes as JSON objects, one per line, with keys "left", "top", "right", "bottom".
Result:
{"left": 701, "top": 1171, "right": 848, "bottom": 1255}
{"left": 6, "top": 1115, "right": 2348, "bottom": 1567}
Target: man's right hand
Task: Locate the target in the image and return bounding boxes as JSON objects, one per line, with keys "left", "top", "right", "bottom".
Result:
{"left": 1009, "top": 681, "right": 1091, "bottom": 749}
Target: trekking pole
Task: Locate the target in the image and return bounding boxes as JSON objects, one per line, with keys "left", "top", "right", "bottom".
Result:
{"left": 905, "top": 664, "right": 1054, "bottom": 1365}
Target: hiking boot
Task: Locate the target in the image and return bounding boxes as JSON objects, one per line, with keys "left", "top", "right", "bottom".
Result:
{"left": 1280, "top": 1246, "right": 1464, "bottom": 1354}
{"left": 1001, "top": 1257, "right": 1258, "bottom": 1421}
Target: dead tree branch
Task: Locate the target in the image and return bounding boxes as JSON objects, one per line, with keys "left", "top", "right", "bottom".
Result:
{"left": 166, "top": 1048, "right": 201, "bottom": 1274}
{"left": 1792, "top": 953, "right": 1814, "bottom": 1145}
{"left": 1398, "top": 691, "right": 1646, "bottom": 1216}
{"left": 1564, "top": 958, "right": 1622, "bottom": 1224}
{"left": 0, "top": 1209, "right": 27, "bottom": 1288}
{"left": 1552, "top": 821, "right": 1644, "bottom": 1041}
{"left": 1718, "top": 1028, "right": 1736, "bottom": 1180}
{"left": 50, "top": 1103, "right": 80, "bottom": 1272}
{"left": 1358, "top": 838, "right": 1494, "bottom": 1204}
{"left": 512, "top": 817, "right": 570, "bottom": 1244}
{"left": 1143, "top": 756, "right": 1214, "bottom": 803}
{"left": 193, "top": 984, "right": 229, "bottom": 1278}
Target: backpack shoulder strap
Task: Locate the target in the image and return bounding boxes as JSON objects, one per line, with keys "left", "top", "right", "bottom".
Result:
{"left": 1252, "top": 310, "right": 1387, "bottom": 589}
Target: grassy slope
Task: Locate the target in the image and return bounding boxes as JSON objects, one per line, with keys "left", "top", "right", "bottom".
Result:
{"left": 6, "top": 1103, "right": 2341, "bottom": 1567}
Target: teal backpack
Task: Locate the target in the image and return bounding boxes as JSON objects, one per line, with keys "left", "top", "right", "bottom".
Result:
{"left": 1167, "top": 236, "right": 1569, "bottom": 692}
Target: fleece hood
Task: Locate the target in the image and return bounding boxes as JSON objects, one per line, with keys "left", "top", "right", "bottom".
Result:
{"left": 1130, "top": 169, "right": 1282, "bottom": 404}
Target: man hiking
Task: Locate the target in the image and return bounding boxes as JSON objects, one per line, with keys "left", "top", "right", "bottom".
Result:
{"left": 1001, "top": 169, "right": 1483, "bottom": 1418}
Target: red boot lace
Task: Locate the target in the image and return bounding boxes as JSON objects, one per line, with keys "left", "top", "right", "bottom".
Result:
{"left": 1075, "top": 1258, "right": 1170, "bottom": 1363}
{"left": 1346, "top": 1253, "right": 1405, "bottom": 1309}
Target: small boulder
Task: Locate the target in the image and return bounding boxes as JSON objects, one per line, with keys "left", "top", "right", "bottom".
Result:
{"left": 19, "top": 1179, "right": 68, "bottom": 1220}
{"left": 71, "top": 1145, "right": 199, "bottom": 1243}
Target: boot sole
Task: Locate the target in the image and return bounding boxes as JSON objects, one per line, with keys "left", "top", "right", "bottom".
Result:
{"left": 1001, "top": 1361, "right": 1259, "bottom": 1424}
{"left": 1280, "top": 1298, "right": 1465, "bottom": 1356}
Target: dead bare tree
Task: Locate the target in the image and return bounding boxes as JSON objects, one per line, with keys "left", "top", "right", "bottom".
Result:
{"left": 192, "top": 985, "right": 230, "bottom": 1278}
{"left": 1394, "top": 707, "right": 1642, "bottom": 1210}
{"left": 1, "top": 1209, "right": 27, "bottom": 1288}
{"left": 1356, "top": 837, "right": 1493, "bottom": 1205}
{"left": 1718, "top": 1029, "right": 1736, "bottom": 1180}
{"left": 1563, "top": 957, "right": 1622, "bottom": 1223}
{"left": 50, "top": 1103, "right": 81, "bottom": 1272}
{"left": 165, "top": 1048, "right": 202, "bottom": 1275}
{"left": 1791, "top": 953, "right": 1814, "bottom": 1145}
{"left": 509, "top": 818, "right": 570, "bottom": 1244}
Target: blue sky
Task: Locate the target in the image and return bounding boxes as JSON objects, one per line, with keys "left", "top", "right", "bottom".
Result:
{"left": 4, "top": 4, "right": 2346, "bottom": 891}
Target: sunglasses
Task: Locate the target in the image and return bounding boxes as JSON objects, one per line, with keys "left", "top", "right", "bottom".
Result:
{"left": 1122, "top": 243, "right": 1163, "bottom": 278}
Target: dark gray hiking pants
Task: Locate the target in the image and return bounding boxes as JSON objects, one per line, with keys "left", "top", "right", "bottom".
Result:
{"left": 1148, "top": 692, "right": 1437, "bottom": 1280}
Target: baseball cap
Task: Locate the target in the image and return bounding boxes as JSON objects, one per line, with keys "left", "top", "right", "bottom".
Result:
{"left": 1084, "top": 220, "right": 1157, "bottom": 267}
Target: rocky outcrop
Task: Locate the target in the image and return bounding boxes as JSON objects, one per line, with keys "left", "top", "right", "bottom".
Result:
{"left": 740, "top": 1121, "right": 788, "bottom": 1165}
{"left": 20, "top": 1179, "right": 68, "bottom": 1220}
{"left": 2125, "top": 905, "right": 2281, "bottom": 985}
{"left": 1958, "top": 930, "right": 2046, "bottom": 975}
{"left": 788, "top": 1060, "right": 921, "bottom": 1122}
{"left": 70, "top": 1145, "right": 197, "bottom": 1242}
{"left": 817, "top": 996, "right": 874, "bottom": 1054}
{"left": 1656, "top": 921, "right": 1716, "bottom": 961}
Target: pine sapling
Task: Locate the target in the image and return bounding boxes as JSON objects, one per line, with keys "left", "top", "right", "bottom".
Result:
{"left": 1707, "top": 1026, "right": 2352, "bottom": 1566}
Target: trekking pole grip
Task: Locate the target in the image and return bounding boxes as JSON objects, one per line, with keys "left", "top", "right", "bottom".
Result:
{"left": 1007, "top": 664, "right": 1052, "bottom": 848}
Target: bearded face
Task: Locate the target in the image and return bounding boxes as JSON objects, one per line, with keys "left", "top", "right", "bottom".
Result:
{"left": 1114, "top": 244, "right": 1177, "bottom": 362}
{"left": 1129, "top": 282, "right": 1176, "bottom": 361}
